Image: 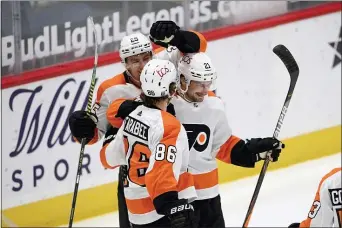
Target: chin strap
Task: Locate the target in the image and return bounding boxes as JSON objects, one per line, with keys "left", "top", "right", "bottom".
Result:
{"left": 125, "top": 69, "right": 141, "bottom": 88}
{"left": 176, "top": 89, "right": 195, "bottom": 104}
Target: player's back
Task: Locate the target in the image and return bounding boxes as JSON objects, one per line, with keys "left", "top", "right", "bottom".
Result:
{"left": 300, "top": 167, "right": 341, "bottom": 227}
{"left": 171, "top": 94, "right": 232, "bottom": 200}
{"left": 118, "top": 104, "right": 197, "bottom": 225}
{"left": 328, "top": 169, "right": 342, "bottom": 227}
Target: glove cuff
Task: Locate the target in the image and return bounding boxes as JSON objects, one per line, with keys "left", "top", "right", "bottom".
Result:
{"left": 168, "top": 200, "right": 194, "bottom": 216}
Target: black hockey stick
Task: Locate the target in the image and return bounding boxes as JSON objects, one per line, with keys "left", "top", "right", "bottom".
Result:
{"left": 68, "top": 16, "right": 98, "bottom": 228}
{"left": 242, "top": 45, "right": 299, "bottom": 227}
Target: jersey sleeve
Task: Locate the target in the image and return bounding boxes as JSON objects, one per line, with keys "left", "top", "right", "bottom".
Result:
{"left": 210, "top": 103, "right": 236, "bottom": 160}
{"left": 79, "top": 74, "right": 127, "bottom": 145}
{"left": 91, "top": 90, "right": 109, "bottom": 144}
{"left": 99, "top": 124, "right": 126, "bottom": 169}
{"left": 106, "top": 98, "right": 131, "bottom": 128}
{"left": 175, "top": 30, "right": 207, "bottom": 53}
{"left": 154, "top": 46, "right": 182, "bottom": 69}
{"left": 144, "top": 112, "right": 189, "bottom": 211}
{"left": 211, "top": 99, "right": 257, "bottom": 167}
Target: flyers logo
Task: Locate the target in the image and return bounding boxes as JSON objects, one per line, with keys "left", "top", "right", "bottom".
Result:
{"left": 183, "top": 124, "right": 210, "bottom": 152}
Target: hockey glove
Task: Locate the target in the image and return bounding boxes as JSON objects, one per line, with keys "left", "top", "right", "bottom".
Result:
{"left": 166, "top": 199, "right": 195, "bottom": 228}
{"left": 149, "top": 21, "right": 181, "bottom": 48}
{"left": 68, "top": 110, "right": 97, "bottom": 143}
{"left": 246, "top": 137, "right": 285, "bottom": 162}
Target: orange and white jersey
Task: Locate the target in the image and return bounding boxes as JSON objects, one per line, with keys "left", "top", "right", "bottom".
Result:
{"left": 89, "top": 50, "right": 183, "bottom": 145}
{"left": 88, "top": 72, "right": 141, "bottom": 144}
{"left": 89, "top": 30, "right": 207, "bottom": 145}
{"left": 171, "top": 93, "right": 239, "bottom": 200}
{"left": 89, "top": 49, "right": 204, "bottom": 144}
{"left": 300, "top": 167, "right": 342, "bottom": 227}
{"left": 101, "top": 105, "right": 197, "bottom": 225}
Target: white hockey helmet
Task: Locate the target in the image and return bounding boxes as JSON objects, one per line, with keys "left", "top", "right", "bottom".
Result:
{"left": 119, "top": 32, "right": 153, "bottom": 63}
{"left": 140, "top": 59, "right": 177, "bottom": 97}
{"left": 177, "top": 52, "right": 217, "bottom": 89}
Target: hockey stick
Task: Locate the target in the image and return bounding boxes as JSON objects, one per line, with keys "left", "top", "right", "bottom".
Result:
{"left": 68, "top": 16, "right": 98, "bottom": 228}
{"left": 242, "top": 44, "right": 299, "bottom": 227}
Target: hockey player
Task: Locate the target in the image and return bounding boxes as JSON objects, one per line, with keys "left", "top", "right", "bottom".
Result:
{"left": 105, "top": 52, "right": 286, "bottom": 228}
{"left": 68, "top": 21, "right": 207, "bottom": 227}
{"left": 100, "top": 59, "right": 197, "bottom": 228}
{"left": 288, "top": 167, "right": 342, "bottom": 228}
{"left": 172, "top": 52, "right": 286, "bottom": 227}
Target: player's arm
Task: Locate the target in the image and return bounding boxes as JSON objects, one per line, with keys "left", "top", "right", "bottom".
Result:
{"left": 212, "top": 106, "right": 284, "bottom": 168}
{"left": 106, "top": 98, "right": 142, "bottom": 128}
{"left": 150, "top": 21, "right": 207, "bottom": 53}
{"left": 68, "top": 81, "right": 113, "bottom": 145}
{"left": 106, "top": 98, "right": 176, "bottom": 129}
{"left": 145, "top": 113, "right": 194, "bottom": 226}
{"left": 99, "top": 124, "right": 127, "bottom": 170}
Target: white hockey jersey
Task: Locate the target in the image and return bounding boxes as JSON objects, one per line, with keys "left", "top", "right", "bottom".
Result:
{"left": 89, "top": 44, "right": 204, "bottom": 145}
{"left": 100, "top": 105, "right": 197, "bottom": 225}
{"left": 300, "top": 167, "right": 341, "bottom": 227}
{"left": 171, "top": 93, "right": 241, "bottom": 200}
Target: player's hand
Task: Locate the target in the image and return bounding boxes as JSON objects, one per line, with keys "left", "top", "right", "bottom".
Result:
{"left": 149, "top": 21, "right": 180, "bottom": 48}
{"left": 68, "top": 110, "right": 97, "bottom": 143}
{"left": 166, "top": 199, "right": 195, "bottom": 228}
{"left": 247, "top": 137, "right": 285, "bottom": 162}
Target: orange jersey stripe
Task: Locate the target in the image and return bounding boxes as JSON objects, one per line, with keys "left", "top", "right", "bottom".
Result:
{"left": 99, "top": 143, "right": 116, "bottom": 169}
{"left": 177, "top": 172, "right": 195, "bottom": 192}
{"left": 208, "top": 91, "right": 216, "bottom": 97}
{"left": 96, "top": 73, "right": 126, "bottom": 103}
{"left": 154, "top": 47, "right": 165, "bottom": 54}
{"left": 126, "top": 197, "right": 155, "bottom": 214}
{"left": 193, "top": 169, "right": 218, "bottom": 190}
{"left": 106, "top": 98, "right": 127, "bottom": 129}
{"left": 145, "top": 111, "right": 180, "bottom": 200}
{"left": 300, "top": 167, "right": 342, "bottom": 227}
{"left": 216, "top": 135, "right": 241, "bottom": 163}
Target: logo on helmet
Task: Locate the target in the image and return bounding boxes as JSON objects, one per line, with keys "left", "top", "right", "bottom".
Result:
{"left": 130, "top": 37, "right": 139, "bottom": 43}
{"left": 204, "top": 62, "right": 211, "bottom": 69}
{"left": 156, "top": 66, "right": 170, "bottom": 78}
{"left": 180, "top": 56, "right": 192, "bottom": 64}
{"left": 147, "top": 90, "right": 155, "bottom": 96}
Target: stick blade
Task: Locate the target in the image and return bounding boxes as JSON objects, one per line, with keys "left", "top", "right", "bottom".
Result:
{"left": 273, "top": 44, "right": 299, "bottom": 78}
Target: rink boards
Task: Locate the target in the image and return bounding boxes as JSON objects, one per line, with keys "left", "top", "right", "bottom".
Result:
{"left": 1, "top": 3, "right": 341, "bottom": 227}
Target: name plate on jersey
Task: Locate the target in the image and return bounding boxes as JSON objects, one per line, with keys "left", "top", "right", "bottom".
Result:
{"left": 124, "top": 116, "right": 149, "bottom": 141}
{"left": 329, "top": 188, "right": 342, "bottom": 206}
